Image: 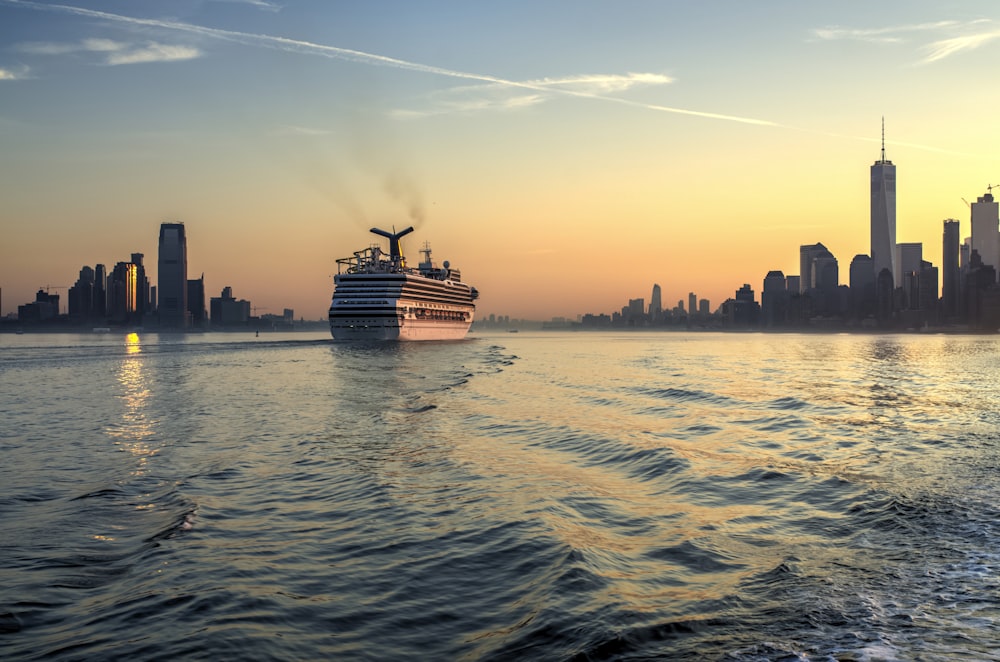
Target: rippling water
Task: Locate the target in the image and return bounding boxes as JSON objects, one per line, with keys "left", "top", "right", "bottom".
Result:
{"left": 2, "top": 330, "right": 1000, "bottom": 660}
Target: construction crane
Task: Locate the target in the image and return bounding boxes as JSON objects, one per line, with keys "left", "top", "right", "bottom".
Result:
{"left": 40, "top": 285, "right": 68, "bottom": 293}
{"left": 251, "top": 305, "right": 269, "bottom": 316}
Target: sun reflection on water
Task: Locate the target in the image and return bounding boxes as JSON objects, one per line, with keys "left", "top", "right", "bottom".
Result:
{"left": 107, "top": 332, "right": 158, "bottom": 477}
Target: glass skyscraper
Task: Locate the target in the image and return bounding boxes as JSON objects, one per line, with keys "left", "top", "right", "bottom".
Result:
{"left": 870, "top": 121, "right": 896, "bottom": 283}
{"left": 158, "top": 222, "right": 188, "bottom": 328}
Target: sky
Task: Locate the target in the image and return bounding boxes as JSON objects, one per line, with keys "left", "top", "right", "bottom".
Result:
{"left": 2, "top": 0, "right": 999, "bottom": 321}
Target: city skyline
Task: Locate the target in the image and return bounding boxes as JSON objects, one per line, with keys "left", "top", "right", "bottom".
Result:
{"left": 2, "top": 1, "right": 1000, "bottom": 320}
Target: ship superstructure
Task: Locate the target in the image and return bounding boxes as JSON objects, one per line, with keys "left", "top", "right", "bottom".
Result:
{"left": 329, "top": 227, "right": 479, "bottom": 341}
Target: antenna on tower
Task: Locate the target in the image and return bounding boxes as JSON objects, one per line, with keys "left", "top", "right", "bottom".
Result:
{"left": 881, "top": 116, "right": 886, "bottom": 162}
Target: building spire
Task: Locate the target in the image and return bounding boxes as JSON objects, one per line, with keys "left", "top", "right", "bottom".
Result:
{"left": 881, "top": 116, "right": 886, "bottom": 162}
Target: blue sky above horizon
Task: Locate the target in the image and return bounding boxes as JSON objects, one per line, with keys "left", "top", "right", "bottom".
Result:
{"left": 2, "top": 0, "right": 999, "bottom": 319}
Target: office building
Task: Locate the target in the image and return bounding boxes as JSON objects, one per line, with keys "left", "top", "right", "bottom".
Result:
{"left": 895, "top": 242, "right": 922, "bottom": 307}
{"left": 971, "top": 188, "right": 999, "bottom": 275}
{"left": 649, "top": 284, "right": 662, "bottom": 319}
{"left": 158, "top": 222, "right": 188, "bottom": 328}
{"left": 93, "top": 263, "right": 107, "bottom": 318}
{"left": 129, "top": 253, "right": 149, "bottom": 318}
{"left": 799, "top": 243, "right": 831, "bottom": 293}
{"left": 849, "top": 254, "right": 875, "bottom": 319}
{"left": 68, "top": 266, "right": 95, "bottom": 323}
{"left": 188, "top": 274, "right": 207, "bottom": 327}
{"left": 761, "top": 270, "right": 788, "bottom": 327}
{"left": 942, "top": 219, "right": 960, "bottom": 318}
{"left": 871, "top": 120, "right": 896, "bottom": 282}
{"left": 210, "top": 286, "right": 251, "bottom": 326}
{"left": 107, "top": 261, "right": 138, "bottom": 324}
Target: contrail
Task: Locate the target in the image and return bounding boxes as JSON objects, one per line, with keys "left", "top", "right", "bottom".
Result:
{"left": 2, "top": 0, "right": 778, "bottom": 127}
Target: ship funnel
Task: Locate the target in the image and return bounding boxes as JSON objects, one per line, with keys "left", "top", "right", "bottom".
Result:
{"left": 370, "top": 226, "right": 414, "bottom": 261}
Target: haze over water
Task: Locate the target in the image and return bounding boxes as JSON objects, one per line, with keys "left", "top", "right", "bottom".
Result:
{"left": 2, "top": 330, "right": 1000, "bottom": 659}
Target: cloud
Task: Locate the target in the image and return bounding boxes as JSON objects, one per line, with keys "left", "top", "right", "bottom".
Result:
{"left": 82, "top": 38, "right": 125, "bottom": 52}
{"left": 210, "top": 0, "right": 282, "bottom": 11}
{"left": 1, "top": 0, "right": 776, "bottom": 127}
{"left": 0, "top": 61, "right": 32, "bottom": 80}
{"left": 811, "top": 21, "right": 959, "bottom": 43}
{"left": 15, "top": 36, "right": 200, "bottom": 65}
{"left": 0, "top": 65, "right": 28, "bottom": 80}
{"left": 922, "top": 28, "right": 1000, "bottom": 63}
{"left": 392, "top": 72, "right": 674, "bottom": 119}
{"left": 275, "top": 124, "right": 333, "bottom": 136}
{"left": 106, "top": 43, "right": 201, "bottom": 65}
{"left": 16, "top": 40, "right": 81, "bottom": 55}
{"left": 812, "top": 18, "right": 1000, "bottom": 64}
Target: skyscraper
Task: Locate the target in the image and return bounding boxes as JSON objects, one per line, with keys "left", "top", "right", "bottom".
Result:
{"left": 131, "top": 252, "right": 150, "bottom": 318}
{"left": 942, "top": 219, "right": 960, "bottom": 318}
{"left": 158, "top": 222, "right": 188, "bottom": 328}
{"left": 894, "top": 242, "right": 922, "bottom": 298}
{"left": 871, "top": 119, "right": 896, "bottom": 283}
{"left": 849, "top": 254, "right": 875, "bottom": 319}
{"left": 971, "top": 188, "right": 999, "bottom": 275}
{"left": 649, "top": 283, "right": 662, "bottom": 319}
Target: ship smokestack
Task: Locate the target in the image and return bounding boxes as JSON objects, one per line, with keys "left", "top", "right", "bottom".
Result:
{"left": 370, "top": 226, "right": 414, "bottom": 261}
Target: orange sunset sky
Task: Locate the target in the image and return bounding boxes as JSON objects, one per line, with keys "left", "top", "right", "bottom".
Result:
{"left": 2, "top": 1, "right": 999, "bottom": 320}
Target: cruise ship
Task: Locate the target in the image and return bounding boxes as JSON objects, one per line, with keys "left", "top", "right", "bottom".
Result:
{"left": 329, "top": 227, "right": 479, "bottom": 341}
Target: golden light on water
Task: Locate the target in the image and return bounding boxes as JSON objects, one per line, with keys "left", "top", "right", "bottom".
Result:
{"left": 125, "top": 332, "right": 141, "bottom": 354}
{"left": 107, "top": 333, "right": 157, "bottom": 478}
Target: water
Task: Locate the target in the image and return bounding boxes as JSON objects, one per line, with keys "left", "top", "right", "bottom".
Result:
{"left": 2, "top": 330, "right": 1000, "bottom": 660}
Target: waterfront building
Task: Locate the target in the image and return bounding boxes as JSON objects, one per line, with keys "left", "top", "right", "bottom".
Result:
{"left": 18, "top": 289, "right": 60, "bottom": 323}
{"left": 942, "top": 220, "right": 961, "bottom": 318}
{"left": 871, "top": 120, "right": 897, "bottom": 281}
{"left": 210, "top": 286, "right": 251, "bottom": 326}
{"left": 849, "top": 254, "right": 875, "bottom": 320}
{"left": 188, "top": 274, "right": 207, "bottom": 327}
{"left": 649, "top": 284, "right": 662, "bottom": 319}
{"left": 68, "top": 266, "right": 95, "bottom": 323}
{"left": 799, "top": 243, "right": 834, "bottom": 294}
{"left": 688, "top": 293, "right": 697, "bottom": 318}
{"left": 761, "top": 270, "right": 788, "bottom": 328}
{"left": 93, "top": 263, "right": 107, "bottom": 318}
{"left": 876, "top": 268, "right": 895, "bottom": 323}
{"left": 131, "top": 253, "right": 150, "bottom": 318}
{"left": 724, "top": 284, "right": 759, "bottom": 327}
{"left": 918, "top": 261, "right": 939, "bottom": 318}
{"left": 895, "top": 242, "right": 923, "bottom": 308}
{"left": 107, "top": 261, "right": 138, "bottom": 324}
{"left": 158, "top": 222, "right": 189, "bottom": 328}
{"left": 971, "top": 188, "right": 1000, "bottom": 275}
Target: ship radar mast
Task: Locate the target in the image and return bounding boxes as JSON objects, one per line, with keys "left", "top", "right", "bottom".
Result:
{"left": 370, "top": 226, "right": 414, "bottom": 263}
{"left": 419, "top": 241, "right": 433, "bottom": 269}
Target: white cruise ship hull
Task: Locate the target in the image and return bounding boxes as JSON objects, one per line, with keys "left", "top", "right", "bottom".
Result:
{"left": 329, "top": 273, "right": 476, "bottom": 341}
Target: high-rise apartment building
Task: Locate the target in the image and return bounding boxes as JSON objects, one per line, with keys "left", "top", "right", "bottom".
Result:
{"left": 971, "top": 188, "right": 999, "bottom": 276}
{"left": 871, "top": 120, "right": 896, "bottom": 284}
{"left": 158, "top": 222, "right": 188, "bottom": 328}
